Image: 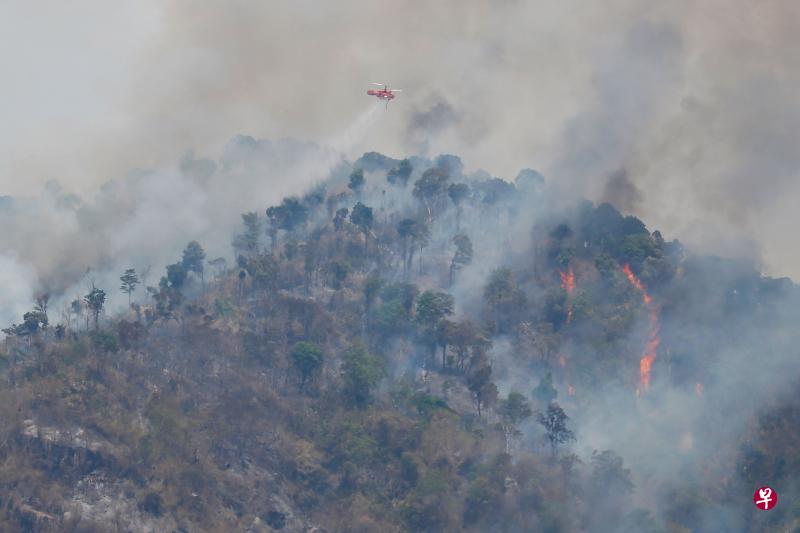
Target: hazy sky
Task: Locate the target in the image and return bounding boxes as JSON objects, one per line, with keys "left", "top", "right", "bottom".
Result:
{"left": 2, "top": 0, "right": 799, "bottom": 279}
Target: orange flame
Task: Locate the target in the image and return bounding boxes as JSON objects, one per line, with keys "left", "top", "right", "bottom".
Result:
{"left": 560, "top": 267, "right": 576, "bottom": 323}
{"left": 560, "top": 267, "right": 576, "bottom": 294}
{"left": 622, "top": 264, "right": 660, "bottom": 393}
{"left": 558, "top": 354, "right": 566, "bottom": 368}
{"left": 567, "top": 384, "right": 575, "bottom": 396}
{"left": 622, "top": 265, "right": 651, "bottom": 304}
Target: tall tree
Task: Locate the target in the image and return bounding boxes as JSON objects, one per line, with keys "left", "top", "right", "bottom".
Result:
{"left": 435, "top": 318, "right": 457, "bottom": 369}
{"left": 2, "top": 305, "right": 48, "bottom": 340}
{"left": 499, "top": 391, "right": 533, "bottom": 428}
{"left": 181, "top": 241, "right": 206, "bottom": 283}
{"left": 387, "top": 159, "right": 412, "bottom": 187}
{"left": 71, "top": 299, "right": 85, "bottom": 331}
{"left": 290, "top": 341, "right": 324, "bottom": 392}
{"left": 34, "top": 294, "right": 49, "bottom": 330}
{"left": 119, "top": 268, "right": 140, "bottom": 306}
{"left": 166, "top": 262, "right": 188, "bottom": 290}
{"left": 266, "top": 197, "right": 309, "bottom": 245}
{"left": 498, "top": 391, "right": 533, "bottom": 452}
{"left": 447, "top": 182, "right": 470, "bottom": 231}
{"left": 333, "top": 207, "right": 349, "bottom": 231}
{"left": 348, "top": 168, "right": 365, "bottom": 193}
{"left": 415, "top": 291, "right": 455, "bottom": 359}
{"left": 483, "top": 267, "right": 527, "bottom": 333}
{"left": 413, "top": 167, "right": 450, "bottom": 222}
{"left": 467, "top": 363, "right": 498, "bottom": 417}
{"left": 449, "top": 319, "right": 486, "bottom": 374}
{"left": 84, "top": 287, "right": 107, "bottom": 331}
{"left": 363, "top": 271, "right": 383, "bottom": 329}
{"left": 538, "top": 402, "right": 575, "bottom": 456}
{"left": 349, "top": 202, "right": 374, "bottom": 252}
{"left": 449, "top": 234, "right": 473, "bottom": 286}
{"left": 397, "top": 218, "right": 417, "bottom": 274}
{"left": 340, "top": 342, "right": 384, "bottom": 407}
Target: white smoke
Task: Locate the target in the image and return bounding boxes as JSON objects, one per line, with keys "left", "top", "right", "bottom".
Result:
{"left": 0, "top": 254, "right": 36, "bottom": 331}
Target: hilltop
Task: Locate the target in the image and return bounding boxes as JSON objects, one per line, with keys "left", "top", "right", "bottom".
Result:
{"left": 1, "top": 151, "right": 798, "bottom": 532}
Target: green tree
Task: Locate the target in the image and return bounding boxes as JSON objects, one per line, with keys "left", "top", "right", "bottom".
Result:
{"left": 166, "top": 262, "right": 188, "bottom": 290}
{"left": 349, "top": 202, "right": 374, "bottom": 251}
{"left": 374, "top": 299, "right": 410, "bottom": 337}
{"left": 483, "top": 267, "right": 526, "bottom": 333}
{"left": 266, "top": 197, "right": 309, "bottom": 248}
{"left": 387, "top": 159, "right": 412, "bottom": 187}
{"left": 448, "top": 319, "right": 489, "bottom": 374}
{"left": 2, "top": 307, "right": 48, "bottom": 339}
{"left": 243, "top": 253, "right": 279, "bottom": 294}
{"left": 449, "top": 234, "right": 473, "bottom": 285}
{"left": 381, "top": 282, "right": 418, "bottom": 315}
{"left": 499, "top": 391, "right": 532, "bottom": 427}
{"left": 348, "top": 168, "right": 365, "bottom": 193}
{"left": 341, "top": 342, "right": 383, "bottom": 407}
{"left": 498, "top": 391, "right": 532, "bottom": 452}
{"left": 84, "top": 286, "right": 107, "bottom": 331}
{"left": 290, "top": 341, "right": 324, "bottom": 391}
{"left": 415, "top": 290, "right": 454, "bottom": 360}
{"left": 415, "top": 291, "right": 454, "bottom": 325}
{"left": 435, "top": 318, "right": 456, "bottom": 369}
{"left": 447, "top": 182, "right": 470, "bottom": 231}
{"left": 181, "top": 241, "right": 206, "bottom": 283}
{"left": 467, "top": 363, "right": 498, "bottom": 417}
{"left": 120, "top": 268, "right": 140, "bottom": 306}
{"left": 413, "top": 167, "right": 450, "bottom": 222}
{"left": 538, "top": 402, "right": 575, "bottom": 456}
{"left": 333, "top": 207, "right": 349, "bottom": 231}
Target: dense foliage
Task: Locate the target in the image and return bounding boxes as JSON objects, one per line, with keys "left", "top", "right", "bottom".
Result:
{"left": 1, "top": 152, "right": 797, "bottom": 532}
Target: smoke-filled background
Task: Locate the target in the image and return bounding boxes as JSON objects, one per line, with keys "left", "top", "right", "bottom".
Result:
{"left": 2, "top": 2, "right": 799, "bottom": 530}
{"left": 4, "top": 0, "right": 800, "bottom": 275}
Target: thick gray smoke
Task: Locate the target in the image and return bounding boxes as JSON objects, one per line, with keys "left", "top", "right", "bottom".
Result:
{"left": 1, "top": 4, "right": 799, "bottom": 527}
{"left": 3, "top": 1, "right": 800, "bottom": 279}
{"left": 0, "top": 101, "right": 383, "bottom": 324}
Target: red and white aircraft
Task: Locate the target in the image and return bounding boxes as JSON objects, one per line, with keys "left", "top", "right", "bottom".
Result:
{"left": 367, "top": 83, "right": 402, "bottom": 108}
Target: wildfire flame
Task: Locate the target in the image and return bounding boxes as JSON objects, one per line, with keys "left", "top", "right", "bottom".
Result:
{"left": 560, "top": 267, "right": 576, "bottom": 294}
{"left": 622, "top": 264, "right": 651, "bottom": 304}
{"left": 622, "top": 264, "right": 660, "bottom": 393}
{"left": 567, "top": 384, "right": 575, "bottom": 396}
{"left": 558, "top": 354, "right": 566, "bottom": 368}
{"left": 560, "top": 267, "right": 576, "bottom": 323}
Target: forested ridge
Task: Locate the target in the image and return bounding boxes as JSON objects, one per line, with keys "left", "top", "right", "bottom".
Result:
{"left": 1, "top": 148, "right": 798, "bottom": 532}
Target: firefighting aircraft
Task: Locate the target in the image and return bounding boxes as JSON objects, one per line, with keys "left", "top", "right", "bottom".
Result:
{"left": 367, "top": 83, "right": 402, "bottom": 108}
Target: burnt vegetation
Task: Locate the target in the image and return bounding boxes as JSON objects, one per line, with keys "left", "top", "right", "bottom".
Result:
{"left": 1, "top": 150, "right": 798, "bottom": 532}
